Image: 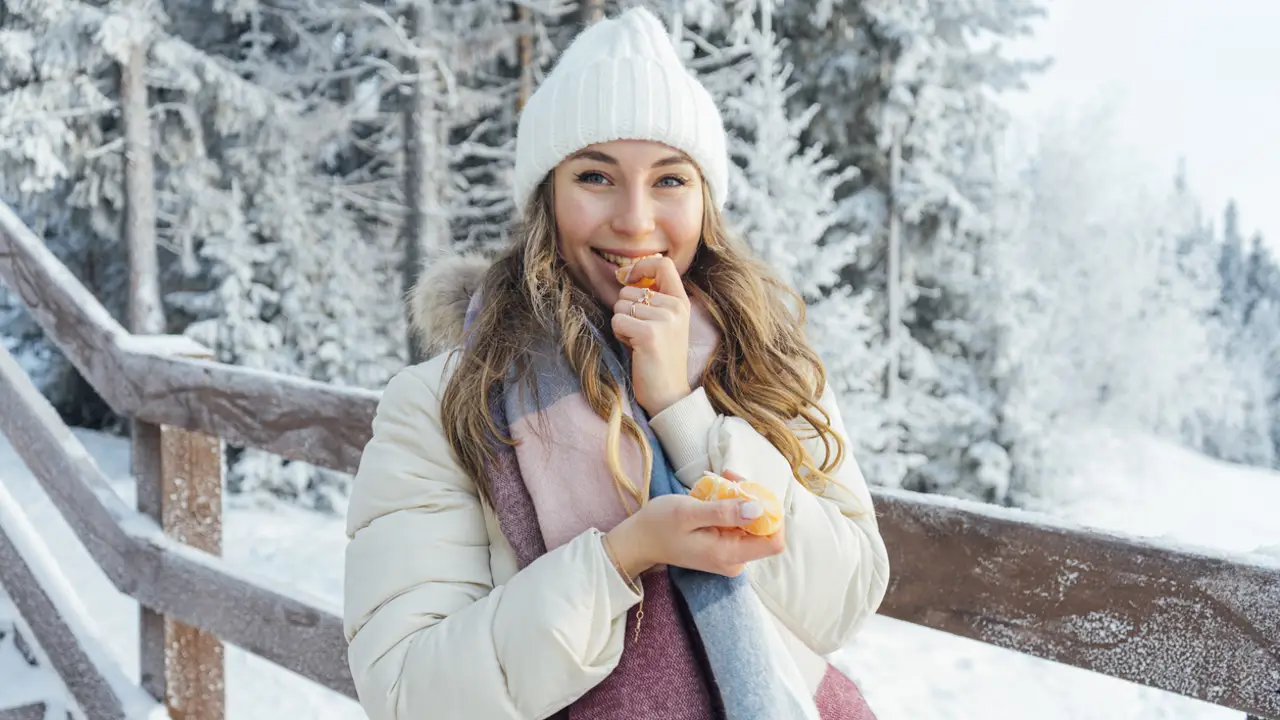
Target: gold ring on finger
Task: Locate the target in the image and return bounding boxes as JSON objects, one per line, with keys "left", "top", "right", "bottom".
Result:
{"left": 640, "top": 288, "right": 653, "bottom": 305}
{"left": 630, "top": 300, "right": 639, "bottom": 317}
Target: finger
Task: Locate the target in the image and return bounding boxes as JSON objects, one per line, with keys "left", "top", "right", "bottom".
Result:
{"left": 616, "top": 256, "right": 688, "bottom": 301}
{"left": 687, "top": 498, "right": 757, "bottom": 529}
{"left": 721, "top": 469, "right": 747, "bottom": 483}
{"left": 611, "top": 297, "right": 667, "bottom": 321}
{"left": 610, "top": 313, "right": 648, "bottom": 348}
{"left": 617, "top": 284, "right": 681, "bottom": 309}
{"left": 725, "top": 532, "right": 787, "bottom": 565}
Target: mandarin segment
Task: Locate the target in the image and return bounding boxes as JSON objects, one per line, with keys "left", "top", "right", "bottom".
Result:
{"left": 614, "top": 265, "right": 657, "bottom": 288}
{"left": 689, "top": 473, "right": 784, "bottom": 536}
{"left": 735, "top": 481, "right": 784, "bottom": 536}
{"left": 690, "top": 474, "right": 736, "bottom": 501}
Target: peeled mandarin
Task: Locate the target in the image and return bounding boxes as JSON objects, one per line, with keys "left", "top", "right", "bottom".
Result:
{"left": 689, "top": 473, "right": 784, "bottom": 536}
{"left": 690, "top": 473, "right": 738, "bottom": 501}
{"left": 614, "top": 265, "right": 657, "bottom": 288}
{"left": 736, "top": 481, "right": 784, "bottom": 537}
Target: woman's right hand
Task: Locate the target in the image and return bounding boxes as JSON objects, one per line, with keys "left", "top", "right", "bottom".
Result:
{"left": 603, "top": 494, "right": 785, "bottom": 580}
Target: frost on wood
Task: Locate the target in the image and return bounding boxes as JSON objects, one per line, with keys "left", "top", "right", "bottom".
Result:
{"left": 873, "top": 487, "right": 1280, "bottom": 718}
{"left": 133, "top": 397, "right": 226, "bottom": 717}
{"left": 0, "top": 341, "right": 354, "bottom": 698}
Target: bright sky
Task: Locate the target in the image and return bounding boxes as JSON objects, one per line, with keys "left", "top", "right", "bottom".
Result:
{"left": 1004, "top": 0, "right": 1280, "bottom": 249}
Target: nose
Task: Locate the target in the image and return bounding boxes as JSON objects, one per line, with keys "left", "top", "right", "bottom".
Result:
{"left": 609, "top": 186, "right": 656, "bottom": 239}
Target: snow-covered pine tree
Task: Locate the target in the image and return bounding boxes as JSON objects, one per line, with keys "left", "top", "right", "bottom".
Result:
{"left": 147, "top": 0, "right": 417, "bottom": 507}
{"left": 1154, "top": 167, "right": 1272, "bottom": 467}
{"left": 0, "top": 0, "right": 140, "bottom": 427}
{"left": 1218, "top": 201, "right": 1250, "bottom": 324}
{"left": 157, "top": 0, "right": 581, "bottom": 506}
{"left": 993, "top": 105, "right": 1277, "bottom": 502}
{"left": 1241, "top": 233, "right": 1280, "bottom": 465}
{"left": 639, "top": 0, "right": 1045, "bottom": 497}
{"left": 1243, "top": 232, "right": 1280, "bottom": 324}
{"left": 830, "top": 0, "right": 1045, "bottom": 501}
{"left": 439, "top": 0, "right": 562, "bottom": 254}
{"left": 991, "top": 104, "right": 1159, "bottom": 499}
{"left": 1209, "top": 204, "right": 1280, "bottom": 465}
{"left": 3, "top": 0, "right": 413, "bottom": 508}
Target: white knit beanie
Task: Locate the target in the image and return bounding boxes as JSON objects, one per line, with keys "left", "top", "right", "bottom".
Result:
{"left": 513, "top": 6, "right": 729, "bottom": 215}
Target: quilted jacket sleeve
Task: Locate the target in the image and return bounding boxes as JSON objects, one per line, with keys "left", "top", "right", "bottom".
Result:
{"left": 342, "top": 357, "right": 641, "bottom": 720}
{"left": 648, "top": 384, "right": 890, "bottom": 655}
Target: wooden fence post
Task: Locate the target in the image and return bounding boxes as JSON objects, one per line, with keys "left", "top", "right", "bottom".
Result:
{"left": 134, "top": 348, "right": 225, "bottom": 720}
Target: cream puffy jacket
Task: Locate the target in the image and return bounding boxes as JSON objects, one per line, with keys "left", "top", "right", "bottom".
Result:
{"left": 342, "top": 256, "right": 891, "bottom": 720}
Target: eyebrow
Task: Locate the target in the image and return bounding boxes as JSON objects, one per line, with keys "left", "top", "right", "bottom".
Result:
{"left": 568, "top": 150, "right": 691, "bottom": 169}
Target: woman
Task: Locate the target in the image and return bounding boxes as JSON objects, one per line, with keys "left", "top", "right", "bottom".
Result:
{"left": 342, "top": 7, "right": 889, "bottom": 720}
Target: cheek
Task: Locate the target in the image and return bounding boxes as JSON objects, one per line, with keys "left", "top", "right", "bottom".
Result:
{"left": 554, "top": 192, "right": 601, "bottom": 254}
{"left": 661, "top": 200, "right": 704, "bottom": 266}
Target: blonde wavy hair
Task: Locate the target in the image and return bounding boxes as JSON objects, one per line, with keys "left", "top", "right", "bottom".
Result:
{"left": 440, "top": 176, "right": 845, "bottom": 511}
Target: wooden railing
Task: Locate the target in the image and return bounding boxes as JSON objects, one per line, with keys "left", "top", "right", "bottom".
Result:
{"left": 1, "top": 199, "right": 1278, "bottom": 720}
{"left": 0, "top": 464, "right": 166, "bottom": 720}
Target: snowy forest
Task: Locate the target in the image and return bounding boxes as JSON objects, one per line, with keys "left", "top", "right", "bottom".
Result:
{"left": 3, "top": 0, "right": 1279, "bottom": 515}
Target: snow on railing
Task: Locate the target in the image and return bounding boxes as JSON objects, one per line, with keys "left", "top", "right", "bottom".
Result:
{"left": 0, "top": 343, "right": 356, "bottom": 698}
{"left": 2, "top": 198, "right": 1279, "bottom": 719}
{"left": 0, "top": 470, "right": 168, "bottom": 719}
{"left": 0, "top": 201, "right": 379, "bottom": 474}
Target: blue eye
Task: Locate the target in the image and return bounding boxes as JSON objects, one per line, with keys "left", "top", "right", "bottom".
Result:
{"left": 575, "top": 171, "right": 609, "bottom": 185}
{"left": 657, "top": 175, "right": 689, "bottom": 187}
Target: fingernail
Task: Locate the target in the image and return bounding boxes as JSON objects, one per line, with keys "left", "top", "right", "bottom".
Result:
{"left": 739, "top": 501, "right": 763, "bottom": 520}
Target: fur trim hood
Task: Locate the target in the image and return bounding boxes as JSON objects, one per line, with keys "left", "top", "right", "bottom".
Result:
{"left": 408, "top": 251, "right": 492, "bottom": 359}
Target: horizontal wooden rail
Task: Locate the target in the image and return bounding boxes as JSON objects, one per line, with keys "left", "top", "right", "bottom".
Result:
{"left": 0, "top": 342, "right": 356, "bottom": 699}
{"left": 0, "top": 477, "right": 168, "bottom": 719}
{"left": 0, "top": 202, "right": 378, "bottom": 474}
{"left": 875, "top": 489, "right": 1280, "bottom": 717}
{"left": 3, "top": 199, "right": 1278, "bottom": 716}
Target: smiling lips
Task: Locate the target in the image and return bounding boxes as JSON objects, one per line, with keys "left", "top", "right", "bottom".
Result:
{"left": 596, "top": 250, "right": 663, "bottom": 266}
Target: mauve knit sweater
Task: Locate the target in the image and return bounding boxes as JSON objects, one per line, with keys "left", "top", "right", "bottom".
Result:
{"left": 557, "top": 571, "right": 877, "bottom": 720}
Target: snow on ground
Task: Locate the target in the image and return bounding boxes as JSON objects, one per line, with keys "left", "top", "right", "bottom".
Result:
{"left": 0, "top": 593, "right": 68, "bottom": 716}
{"left": 1027, "top": 426, "right": 1280, "bottom": 557}
{"left": 0, "top": 429, "right": 363, "bottom": 720}
{"left": 2, "top": 425, "right": 1277, "bottom": 719}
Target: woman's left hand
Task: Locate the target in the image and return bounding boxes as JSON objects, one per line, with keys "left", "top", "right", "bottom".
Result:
{"left": 611, "top": 256, "right": 693, "bottom": 416}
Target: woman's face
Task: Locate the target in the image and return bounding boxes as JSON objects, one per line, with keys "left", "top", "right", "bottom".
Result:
{"left": 551, "top": 140, "right": 705, "bottom": 306}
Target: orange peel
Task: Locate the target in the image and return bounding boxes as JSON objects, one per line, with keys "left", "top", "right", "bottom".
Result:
{"left": 689, "top": 472, "right": 784, "bottom": 536}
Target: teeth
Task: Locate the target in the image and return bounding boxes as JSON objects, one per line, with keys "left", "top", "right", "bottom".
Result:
{"left": 598, "top": 250, "right": 662, "bottom": 266}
